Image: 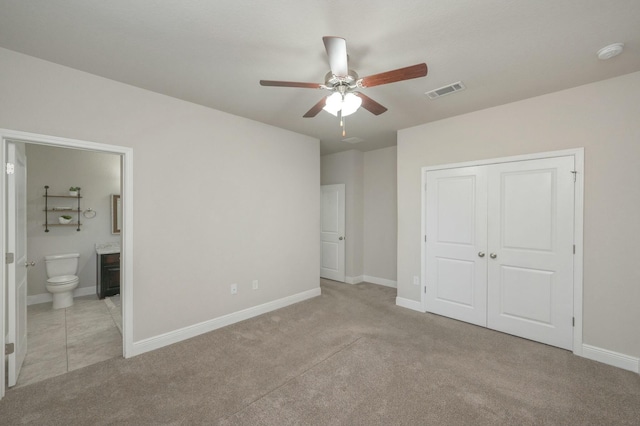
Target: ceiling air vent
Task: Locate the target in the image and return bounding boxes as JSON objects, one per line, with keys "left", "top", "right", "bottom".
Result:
{"left": 425, "top": 81, "right": 466, "bottom": 100}
{"left": 342, "top": 137, "right": 364, "bottom": 144}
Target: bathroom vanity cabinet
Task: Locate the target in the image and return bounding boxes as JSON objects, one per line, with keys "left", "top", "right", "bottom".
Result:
{"left": 97, "top": 253, "right": 120, "bottom": 299}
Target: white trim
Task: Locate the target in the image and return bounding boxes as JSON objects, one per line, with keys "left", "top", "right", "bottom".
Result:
{"left": 121, "top": 143, "right": 134, "bottom": 358}
{"left": 422, "top": 148, "right": 585, "bottom": 172}
{"left": 420, "top": 148, "right": 585, "bottom": 354}
{"left": 395, "top": 297, "right": 423, "bottom": 312}
{"left": 421, "top": 164, "right": 428, "bottom": 312}
{"left": 345, "top": 275, "right": 363, "bottom": 284}
{"left": 130, "top": 287, "right": 321, "bottom": 357}
{"left": 362, "top": 275, "right": 397, "bottom": 288}
{"left": 26, "top": 293, "right": 51, "bottom": 306}
{"left": 581, "top": 344, "right": 640, "bottom": 373}
{"left": 572, "top": 150, "right": 585, "bottom": 355}
{"left": 0, "top": 136, "right": 6, "bottom": 399}
{"left": 27, "top": 286, "right": 95, "bottom": 306}
{"left": 0, "top": 128, "right": 134, "bottom": 372}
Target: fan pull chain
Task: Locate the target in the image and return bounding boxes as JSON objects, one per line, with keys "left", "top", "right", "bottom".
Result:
{"left": 339, "top": 110, "right": 346, "bottom": 137}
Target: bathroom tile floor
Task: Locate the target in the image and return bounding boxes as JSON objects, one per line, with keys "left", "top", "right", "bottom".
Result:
{"left": 13, "top": 294, "right": 122, "bottom": 388}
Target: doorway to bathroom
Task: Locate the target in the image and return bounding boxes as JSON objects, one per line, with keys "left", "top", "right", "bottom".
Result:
{"left": 0, "top": 129, "right": 134, "bottom": 398}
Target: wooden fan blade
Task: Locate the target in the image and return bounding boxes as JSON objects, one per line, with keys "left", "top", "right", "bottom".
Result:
{"left": 303, "top": 97, "right": 327, "bottom": 118}
{"left": 323, "top": 36, "right": 348, "bottom": 78}
{"left": 355, "top": 92, "right": 388, "bottom": 115}
{"left": 359, "top": 63, "right": 428, "bottom": 88}
{"left": 260, "top": 80, "right": 322, "bottom": 89}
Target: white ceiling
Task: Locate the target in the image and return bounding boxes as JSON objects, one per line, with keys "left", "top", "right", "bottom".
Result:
{"left": 1, "top": 1, "right": 639, "bottom": 155}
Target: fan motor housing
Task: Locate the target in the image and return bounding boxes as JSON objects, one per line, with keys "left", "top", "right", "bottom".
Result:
{"left": 325, "top": 70, "right": 358, "bottom": 87}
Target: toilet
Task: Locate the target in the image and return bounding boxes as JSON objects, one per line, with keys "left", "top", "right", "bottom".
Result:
{"left": 45, "top": 253, "right": 80, "bottom": 309}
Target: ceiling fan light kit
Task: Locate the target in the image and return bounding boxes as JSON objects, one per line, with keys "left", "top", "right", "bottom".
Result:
{"left": 259, "top": 36, "right": 428, "bottom": 135}
{"left": 323, "top": 92, "right": 362, "bottom": 117}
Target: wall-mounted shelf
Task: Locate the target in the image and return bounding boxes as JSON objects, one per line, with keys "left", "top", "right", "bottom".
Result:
{"left": 43, "top": 186, "right": 82, "bottom": 232}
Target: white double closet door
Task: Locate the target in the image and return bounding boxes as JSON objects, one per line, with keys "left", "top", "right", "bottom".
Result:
{"left": 425, "top": 156, "right": 575, "bottom": 350}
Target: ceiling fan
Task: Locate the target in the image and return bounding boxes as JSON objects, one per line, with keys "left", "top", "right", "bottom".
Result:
{"left": 260, "top": 36, "right": 428, "bottom": 135}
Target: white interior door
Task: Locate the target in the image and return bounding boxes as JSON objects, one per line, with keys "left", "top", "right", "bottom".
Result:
{"left": 320, "top": 184, "right": 345, "bottom": 282}
{"left": 487, "top": 156, "right": 575, "bottom": 350}
{"left": 6, "top": 141, "right": 28, "bottom": 387}
{"left": 425, "top": 167, "right": 488, "bottom": 326}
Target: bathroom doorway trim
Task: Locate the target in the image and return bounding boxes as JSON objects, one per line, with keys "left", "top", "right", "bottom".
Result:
{"left": 0, "top": 129, "right": 134, "bottom": 400}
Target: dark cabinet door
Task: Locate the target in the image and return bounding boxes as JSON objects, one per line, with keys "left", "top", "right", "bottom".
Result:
{"left": 98, "top": 253, "right": 120, "bottom": 299}
{"left": 103, "top": 265, "right": 120, "bottom": 297}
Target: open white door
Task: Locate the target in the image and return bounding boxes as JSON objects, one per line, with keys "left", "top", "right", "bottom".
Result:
{"left": 320, "top": 184, "right": 345, "bottom": 282}
{"left": 6, "top": 141, "right": 28, "bottom": 387}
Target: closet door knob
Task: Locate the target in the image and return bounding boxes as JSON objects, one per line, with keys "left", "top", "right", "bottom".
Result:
{"left": 490, "top": 253, "right": 497, "bottom": 259}
{"left": 24, "top": 261, "right": 36, "bottom": 267}
{"left": 478, "top": 252, "right": 485, "bottom": 258}
{"left": 339, "top": 236, "right": 344, "bottom": 240}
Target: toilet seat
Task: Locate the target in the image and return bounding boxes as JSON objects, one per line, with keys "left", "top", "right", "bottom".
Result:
{"left": 47, "top": 275, "right": 79, "bottom": 286}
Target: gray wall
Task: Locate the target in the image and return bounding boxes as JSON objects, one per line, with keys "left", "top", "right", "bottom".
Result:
{"left": 321, "top": 150, "right": 364, "bottom": 281}
{"left": 397, "top": 71, "right": 640, "bottom": 358}
{"left": 26, "top": 145, "right": 121, "bottom": 296}
{"left": 321, "top": 147, "right": 397, "bottom": 284}
{"left": 363, "top": 147, "right": 397, "bottom": 283}
{"left": 1, "top": 47, "right": 320, "bottom": 342}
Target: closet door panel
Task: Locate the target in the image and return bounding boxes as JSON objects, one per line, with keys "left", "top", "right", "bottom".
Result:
{"left": 487, "top": 156, "right": 575, "bottom": 350}
{"left": 425, "top": 167, "right": 488, "bottom": 326}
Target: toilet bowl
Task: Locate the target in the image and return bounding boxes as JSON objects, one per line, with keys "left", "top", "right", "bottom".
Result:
{"left": 45, "top": 253, "right": 80, "bottom": 309}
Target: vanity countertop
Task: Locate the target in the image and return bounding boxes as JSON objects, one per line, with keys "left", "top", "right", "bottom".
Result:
{"left": 95, "top": 242, "right": 121, "bottom": 255}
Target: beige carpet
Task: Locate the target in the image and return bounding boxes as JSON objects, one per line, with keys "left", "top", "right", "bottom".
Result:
{"left": 1, "top": 279, "right": 639, "bottom": 425}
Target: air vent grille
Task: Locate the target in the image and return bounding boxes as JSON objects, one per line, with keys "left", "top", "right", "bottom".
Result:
{"left": 425, "top": 81, "right": 466, "bottom": 100}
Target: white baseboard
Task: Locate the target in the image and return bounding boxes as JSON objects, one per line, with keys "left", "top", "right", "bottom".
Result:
{"left": 75, "top": 286, "right": 96, "bottom": 298}
{"left": 363, "top": 275, "right": 397, "bottom": 288}
{"left": 345, "top": 275, "right": 398, "bottom": 288}
{"left": 27, "top": 293, "right": 52, "bottom": 306}
{"left": 345, "top": 275, "right": 363, "bottom": 284}
{"left": 130, "top": 287, "right": 322, "bottom": 357}
{"left": 395, "top": 297, "right": 423, "bottom": 312}
{"left": 27, "top": 286, "right": 95, "bottom": 306}
{"left": 580, "top": 344, "right": 639, "bottom": 373}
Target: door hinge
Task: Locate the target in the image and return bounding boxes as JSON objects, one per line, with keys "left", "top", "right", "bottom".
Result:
{"left": 5, "top": 343, "right": 15, "bottom": 355}
{"left": 572, "top": 317, "right": 575, "bottom": 327}
{"left": 424, "top": 235, "right": 427, "bottom": 243}
{"left": 6, "top": 162, "right": 15, "bottom": 175}
{"left": 5, "top": 252, "right": 14, "bottom": 264}
{"left": 424, "top": 286, "right": 426, "bottom": 294}
{"left": 571, "top": 170, "right": 577, "bottom": 182}
{"left": 573, "top": 245, "right": 576, "bottom": 254}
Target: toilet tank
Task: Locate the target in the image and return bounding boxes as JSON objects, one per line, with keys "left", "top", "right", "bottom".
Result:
{"left": 45, "top": 253, "right": 80, "bottom": 277}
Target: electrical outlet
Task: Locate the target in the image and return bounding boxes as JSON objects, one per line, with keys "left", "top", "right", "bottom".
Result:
{"left": 252, "top": 280, "right": 259, "bottom": 290}
{"left": 230, "top": 283, "right": 238, "bottom": 295}
{"left": 413, "top": 276, "right": 420, "bottom": 286}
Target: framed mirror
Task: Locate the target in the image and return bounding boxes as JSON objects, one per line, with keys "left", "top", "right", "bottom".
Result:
{"left": 111, "top": 194, "right": 121, "bottom": 234}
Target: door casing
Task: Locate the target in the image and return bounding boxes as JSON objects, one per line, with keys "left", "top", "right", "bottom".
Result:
{"left": 0, "top": 129, "right": 134, "bottom": 400}
{"left": 420, "top": 148, "right": 584, "bottom": 355}
{"left": 6, "top": 142, "right": 28, "bottom": 387}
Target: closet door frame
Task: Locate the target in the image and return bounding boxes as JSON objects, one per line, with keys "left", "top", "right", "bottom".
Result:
{"left": 421, "top": 148, "right": 584, "bottom": 355}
